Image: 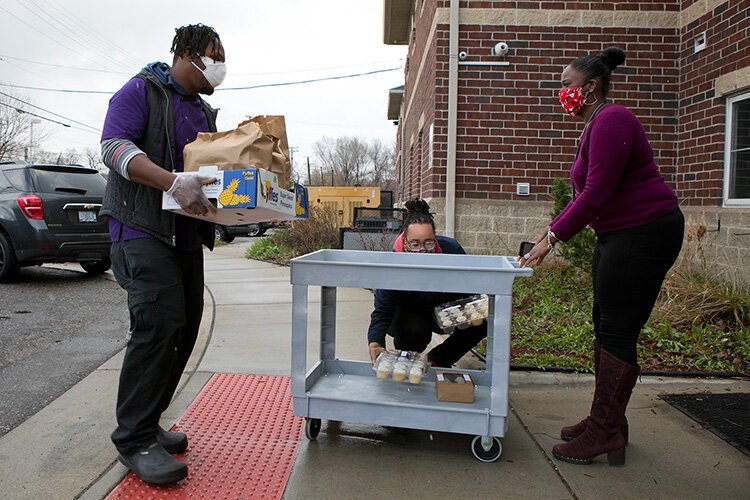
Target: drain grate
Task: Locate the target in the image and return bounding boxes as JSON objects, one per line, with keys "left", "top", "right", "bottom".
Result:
{"left": 661, "top": 392, "right": 750, "bottom": 458}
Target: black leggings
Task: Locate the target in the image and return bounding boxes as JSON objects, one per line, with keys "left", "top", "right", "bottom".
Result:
{"left": 592, "top": 208, "right": 684, "bottom": 366}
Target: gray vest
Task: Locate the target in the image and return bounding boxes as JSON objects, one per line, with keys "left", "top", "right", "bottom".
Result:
{"left": 101, "top": 70, "right": 218, "bottom": 249}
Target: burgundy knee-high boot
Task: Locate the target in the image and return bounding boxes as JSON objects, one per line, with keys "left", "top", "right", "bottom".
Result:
{"left": 559, "top": 340, "right": 631, "bottom": 443}
{"left": 553, "top": 348, "right": 639, "bottom": 466}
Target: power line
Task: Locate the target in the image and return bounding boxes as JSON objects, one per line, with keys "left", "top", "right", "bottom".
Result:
{"left": 0, "top": 54, "right": 131, "bottom": 74}
{"left": 0, "top": 53, "right": 403, "bottom": 78}
{"left": 217, "top": 67, "right": 402, "bottom": 91}
{"left": 13, "top": 0, "right": 132, "bottom": 73}
{"left": 41, "top": 0, "right": 143, "bottom": 67}
{"left": 0, "top": 82, "right": 113, "bottom": 94}
{"left": 0, "top": 4, "right": 125, "bottom": 74}
{"left": 0, "top": 100, "right": 99, "bottom": 134}
{"left": 234, "top": 59, "right": 404, "bottom": 77}
{"left": 0, "top": 66, "right": 403, "bottom": 94}
{"left": 0, "top": 91, "right": 100, "bottom": 131}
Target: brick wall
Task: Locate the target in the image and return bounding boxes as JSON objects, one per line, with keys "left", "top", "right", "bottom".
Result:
{"left": 392, "top": 0, "right": 750, "bottom": 281}
{"left": 398, "top": 0, "right": 438, "bottom": 199}
{"left": 399, "top": 2, "right": 682, "bottom": 202}
{"left": 676, "top": 0, "right": 750, "bottom": 205}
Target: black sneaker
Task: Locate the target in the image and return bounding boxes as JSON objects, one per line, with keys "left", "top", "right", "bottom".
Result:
{"left": 118, "top": 442, "right": 188, "bottom": 485}
{"left": 157, "top": 426, "right": 188, "bottom": 454}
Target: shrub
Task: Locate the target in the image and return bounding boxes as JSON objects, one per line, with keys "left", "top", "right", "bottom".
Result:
{"left": 549, "top": 178, "right": 596, "bottom": 272}
{"left": 655, "top": 221, "right": 750, "bottom": 331}
{"left": 274, "top": 205, "right": 340, "bottom": 257}
{"left": 246, "top": 206, "right": 340, "bottom": 265}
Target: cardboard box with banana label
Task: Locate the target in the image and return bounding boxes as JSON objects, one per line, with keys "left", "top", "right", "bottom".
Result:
{"left": 162, "top": 165, "right": 308, "bottom": 226}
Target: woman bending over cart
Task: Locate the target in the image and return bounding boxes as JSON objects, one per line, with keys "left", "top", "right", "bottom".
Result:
{"left": 366, "top": 198, "right": 486, "bottom": 368}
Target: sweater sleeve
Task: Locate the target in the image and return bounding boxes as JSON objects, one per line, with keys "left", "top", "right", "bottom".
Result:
{"left": 549, "top": 109, "right": 636, "bottom": 241}
{"left": 367, "top": 289, "right": 399, "bottom": 345}
{"left": 100, "top": 77, "right": 150, "bottom": 179}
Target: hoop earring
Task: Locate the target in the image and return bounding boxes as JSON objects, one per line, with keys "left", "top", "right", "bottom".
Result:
{"left": 584, "top": 92, "right": 598, "bottom": 105}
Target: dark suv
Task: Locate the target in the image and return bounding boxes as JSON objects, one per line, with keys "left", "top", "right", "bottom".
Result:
{"left": 0, "top": 161, "right": 111, "bottom": 282}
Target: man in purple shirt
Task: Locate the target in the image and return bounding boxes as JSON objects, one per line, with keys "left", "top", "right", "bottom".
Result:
{"left": 99, "top": 24, "right": 226, "bottom": 485}
{"left": 519, "top": 47, "right": 683, "bottom": 468}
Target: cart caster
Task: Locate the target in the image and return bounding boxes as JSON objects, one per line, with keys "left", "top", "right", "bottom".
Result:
{"left": 305, "top": 418, "right": 322, "bottom": 440}
{"left": 471, "top": 435, "right": 502, "bottom": 462}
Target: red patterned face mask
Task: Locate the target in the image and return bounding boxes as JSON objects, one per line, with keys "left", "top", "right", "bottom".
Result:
{"left": 558, "top": 86, "right": 586, "bottom": 116}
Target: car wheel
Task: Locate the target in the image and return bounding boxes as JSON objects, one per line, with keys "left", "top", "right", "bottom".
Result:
{"left": 248, "top": 223, "right": 267, "bottom": 237}
{"left": 80, "top": 257, "right": 111, "bottom": 275}
{"left": 0, "top": 232, "right": 20, "bottom": 283}
{"left": 215, "top": 225, "right": 235, "bottom": 243}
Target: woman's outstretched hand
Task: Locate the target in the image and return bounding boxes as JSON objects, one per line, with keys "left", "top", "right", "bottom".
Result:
{"left": 517, "top": 229, "right": 554, "bottom": 268}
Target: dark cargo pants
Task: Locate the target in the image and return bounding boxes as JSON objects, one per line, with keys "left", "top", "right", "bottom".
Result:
{"left": 110, "top": 237, "right": 204, "bottom": 454}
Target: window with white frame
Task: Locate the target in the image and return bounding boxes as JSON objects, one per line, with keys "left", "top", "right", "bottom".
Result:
{"left": 725, "top": 90, "right": 750, "bottom": 206}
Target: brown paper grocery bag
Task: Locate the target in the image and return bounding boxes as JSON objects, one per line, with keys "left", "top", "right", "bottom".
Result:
{"left": 183, "top": 121, "right": 275, "bottom": 174}
{"left": 240, "top": 115, "right": 292, "bottom": 186}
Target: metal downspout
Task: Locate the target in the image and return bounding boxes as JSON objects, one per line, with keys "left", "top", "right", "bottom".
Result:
{"left": 445, "top": 0, "right": 458, "bottom": 237}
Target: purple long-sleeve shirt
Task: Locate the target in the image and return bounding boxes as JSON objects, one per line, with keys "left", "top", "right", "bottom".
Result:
{"left": 549, "top": 104, "right": 678, "bottom": 242}
{"left": 101, "top": 71, "right": 210, "bottom": 250}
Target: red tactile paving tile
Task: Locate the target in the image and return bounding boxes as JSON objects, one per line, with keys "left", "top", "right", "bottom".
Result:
{"left": 106, "top": 374, "right": 303, "bottom": 500}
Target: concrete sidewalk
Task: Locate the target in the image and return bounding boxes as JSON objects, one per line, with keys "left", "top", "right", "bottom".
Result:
{"left": 0, "top": 238, "right": 748, "bottom": 499}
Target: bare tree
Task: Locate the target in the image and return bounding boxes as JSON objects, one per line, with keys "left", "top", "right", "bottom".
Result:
{"left": 368, "top": 139, "right": 396, "bottom": 187}
{"left": 1, "top": 96, "right": 31, "bottom": 161}
{"left": 36, "top": 148, "right": 81, "bottom": 165}
{"left": 312, "top": 136, "right": 396, "bottom": 188}
{"left": 0, "top": 93, "right": 52, "bottom": 162}
{"left": 84, "top": 147, "right": 105, "bottom": 171}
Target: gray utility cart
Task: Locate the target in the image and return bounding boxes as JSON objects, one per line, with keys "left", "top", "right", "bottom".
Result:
{"left": 289, "top": 249, "right": 532, "bottom": 462}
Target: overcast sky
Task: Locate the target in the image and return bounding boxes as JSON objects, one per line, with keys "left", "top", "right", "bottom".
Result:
{"left": 0, "top": 0, "right": 406, "bottom": 171}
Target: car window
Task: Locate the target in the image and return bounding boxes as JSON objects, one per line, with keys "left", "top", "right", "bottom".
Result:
{"left": 2, "top": 168, "right": 33, "bottom": 191}
{"left": 0, "top": 171, "right": 12, "bottom": 192}
{"left": 29, "top": 166, "right": 107, "bottom": 196}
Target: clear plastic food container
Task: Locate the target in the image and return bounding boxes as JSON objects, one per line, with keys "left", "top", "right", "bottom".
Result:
{"left": 372, "top": 350, "right": 429, "bottom": 384}
{"left": 433, "top": 294, "right": 489, "bottom": 333}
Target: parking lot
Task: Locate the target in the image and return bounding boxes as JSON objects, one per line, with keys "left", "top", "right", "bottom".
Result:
{"left": 0, "top": 265, "right": 127, "bottom": 437}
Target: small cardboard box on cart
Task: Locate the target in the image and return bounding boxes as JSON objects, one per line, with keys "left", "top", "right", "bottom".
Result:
{"left": 435, "top": 371, "right": 474, "bottom": 403}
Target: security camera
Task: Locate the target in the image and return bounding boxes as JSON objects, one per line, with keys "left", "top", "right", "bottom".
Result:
{"left": 491, "top": 42, "right": 509, "bottom": 57}
{"left": 458, "top": 51, "right": 468, "bottom": 61}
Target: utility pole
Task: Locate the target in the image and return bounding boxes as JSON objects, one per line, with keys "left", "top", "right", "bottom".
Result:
{"left": 26, "top": 119, "right": 41, "bottom": 162}
{"left": 306, "top": 157, "right": 311, "bottom": 185}
{"left": 289, "top": 146, "right": 299, "bottom": 169}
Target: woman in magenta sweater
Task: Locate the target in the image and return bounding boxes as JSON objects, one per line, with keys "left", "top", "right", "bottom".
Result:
{"left": 520, "top": 47, "right": 684, "bottom": 466}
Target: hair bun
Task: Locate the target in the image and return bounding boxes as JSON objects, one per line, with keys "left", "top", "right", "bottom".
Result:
{"left": 601, "top": 47, "right": 626, "bottom": 70}
{"left": 404, "top": 197, "right": 431, "bottom": 214}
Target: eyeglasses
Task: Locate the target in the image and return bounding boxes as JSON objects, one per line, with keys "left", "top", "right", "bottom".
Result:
{"left": 404, "top": 238, "right": 437, "bottom": 252}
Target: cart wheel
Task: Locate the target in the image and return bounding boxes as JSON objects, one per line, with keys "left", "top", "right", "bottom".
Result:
{"left": 305, "top": 418, "right": 321, "bottom": 440}
{"left": 471, "top": 436, "right": 502, "bottom": 463}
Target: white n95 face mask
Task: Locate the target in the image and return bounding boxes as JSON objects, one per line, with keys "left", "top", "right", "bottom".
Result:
{"left": 192, "top": 56, "right": 226, "bottom": 88}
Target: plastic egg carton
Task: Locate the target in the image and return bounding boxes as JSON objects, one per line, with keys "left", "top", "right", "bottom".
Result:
{"left": 434, "top": 294, "right": 489, "bottom": 333}
{"left": 373, "top": 350, "right": 429, "bottom": 384}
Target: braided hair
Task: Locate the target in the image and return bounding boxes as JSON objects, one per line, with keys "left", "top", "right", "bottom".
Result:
{"left": 403, "top": 198, "right": 435, "bottom": 233}
{"left": 170, "top": 24, "right": 221, "bottom": 61}
{"left": 569, "top": 47, "right": 626, "bottom": 98}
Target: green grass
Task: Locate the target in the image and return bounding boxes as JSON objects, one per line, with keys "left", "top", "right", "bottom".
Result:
{"left": 245, "top": 236, "right": 294, "bottom": 265}
{"left": 477, "top": 263, "right": 750, "bottom": 374}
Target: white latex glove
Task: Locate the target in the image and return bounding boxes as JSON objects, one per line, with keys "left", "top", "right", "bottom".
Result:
{"left": 166, "top": 175, "right": 216, "bottom": 216}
